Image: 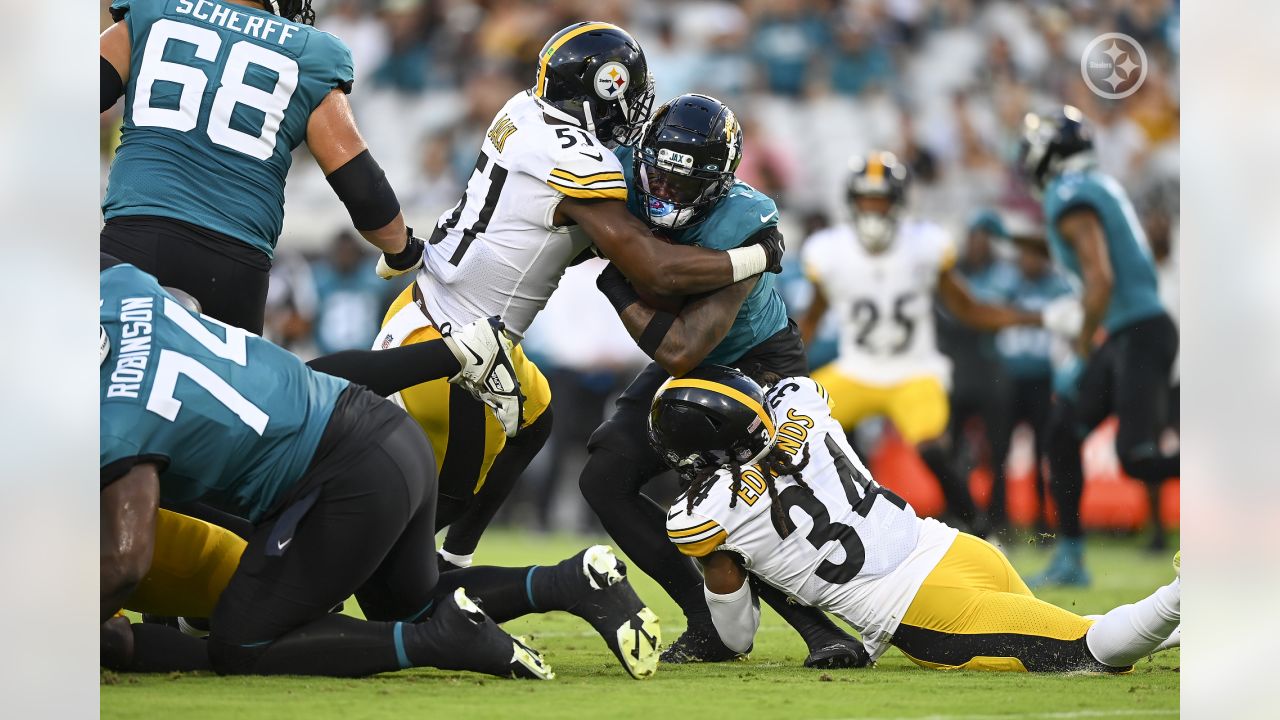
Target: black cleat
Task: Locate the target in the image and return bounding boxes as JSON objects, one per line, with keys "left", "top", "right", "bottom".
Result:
{"left": 427, "top": 588, "right": 555, "bottom": 680}
{"left": 559, "top": 545, "right": 661, "bottom": 679}
{"left": 659, "top": 624, "right": 743, "bottom": 664}
{"left": 804, "top": 638, "right": 871, "bottom": 669}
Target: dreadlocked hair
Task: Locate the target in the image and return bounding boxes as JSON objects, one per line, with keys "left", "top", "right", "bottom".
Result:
{"left": 757, "top": 443, "right": 812, "bottom": 539}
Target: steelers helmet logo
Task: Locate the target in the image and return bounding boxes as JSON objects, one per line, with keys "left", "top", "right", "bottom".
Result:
{"left": 594, "top": 62, "right": 630, "bottom": 100}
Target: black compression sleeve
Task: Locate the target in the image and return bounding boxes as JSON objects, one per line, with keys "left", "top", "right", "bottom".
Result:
{"left": 102, "top": 56, "right": 124, "bottom": 113}
{"left": 638, "top": 311, "right": 676, "bottom": 358}
{"left": 325, "top": 149, "right": 401, "bottom": 231}
{"left": 306, "top": 342, "right": 461, "bottom": 397}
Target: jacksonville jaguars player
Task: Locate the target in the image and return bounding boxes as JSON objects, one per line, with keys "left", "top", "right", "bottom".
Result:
{"left": 1020, "top": 107, "right": 1179, "bottom": 586}
{"left": 586, "top": 94, "right": 866, "bottom": 668}
{"left": 653, "top": 366, "right": 1180, "bottom": 673}
{"left": 100, "top": 0, "right": 424, "bottom": 334}
{"left": 101, "top": 259, "right": 659, "bottom": 678}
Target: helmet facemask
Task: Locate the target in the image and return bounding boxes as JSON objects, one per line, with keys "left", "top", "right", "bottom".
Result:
{"left": 636, "top": 150, "right": 732, "bottom": 229}
{"left": 850, "top": 193, "right": 900, "bottom": 253}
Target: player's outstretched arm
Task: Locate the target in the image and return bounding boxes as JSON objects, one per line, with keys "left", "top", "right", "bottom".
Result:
{"left": 558, "top": 198, "right": 782, "bottom": 296}
{"left": 1057, "top": 207, "right": 1114, "bottom": 355}
{"left": 938, "top": 267, "right": 1042, "bottom": 332}
{"left": 100, "top": 462, "right": 160, "bottom": 623}
{"left": 700, "top": 550, "right": 758, "bottom": 654}
{"left": 798, "top": 282, "right": 830, "bottom": 346}
{"left": 597, "top": 263, "right": 757, "bottom": 376}
{"left": 306, "top": 90, "right": 422, "bottom": 277}
{"left": 100, "top": 20, "right": 131, "bottom": 113}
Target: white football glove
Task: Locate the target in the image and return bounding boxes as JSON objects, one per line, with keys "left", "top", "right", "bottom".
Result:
{"left": 440, "top": 316, "right": 525, "bottom": 437}
{"left": 1041, "top": 296, "right": 1084, "bottom": 338}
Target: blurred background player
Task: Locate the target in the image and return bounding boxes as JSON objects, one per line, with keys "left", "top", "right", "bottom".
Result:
{"left": 1020, "top": 107, "right": 1179, "bottom": 586}
{"left": 653, "top": 367, "right": 1181, "bottom": 673}
{"left": 100, "top": 0, "right": 425, "bottom": 334}
{"left": 376, "top": 23, "right": 783, "bottom": 574}
{"left": 799, "top": 151, "right": 1080, "bottom": 536}
{"left": 587, "top": 94, "right": 866, "bottom": 668}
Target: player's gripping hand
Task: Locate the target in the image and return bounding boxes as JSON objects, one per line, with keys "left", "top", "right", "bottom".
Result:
{"left": 376, "top": 228, "right": 426, "bottom": 279}
{"left": 742, "top": 225, "right": 786, "bottom": 274}
{"left": 1041, "top": 296, "right": 1084, "bottom": 338}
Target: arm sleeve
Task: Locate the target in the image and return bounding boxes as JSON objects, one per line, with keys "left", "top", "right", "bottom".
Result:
{"left": 704, "top": 577, "right": 760, "bottom": 654}
{"left": 305, "top": 341, "right": 459, "bottom": 397}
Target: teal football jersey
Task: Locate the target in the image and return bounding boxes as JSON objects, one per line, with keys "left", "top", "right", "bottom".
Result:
{"left": 616, "top": 147, "right": 789, "bottom": 365}
{"left": 100, "top": 263, "right": 349, "bottom": 521}
{"left": 103, "top": 0, "right": 355, "bottom": 258}
{"left": 1043, "top": 170, "right": 1164, "bottom": 333}
{"left": 995, "top": 268, "right": 1076, "bottom": 379}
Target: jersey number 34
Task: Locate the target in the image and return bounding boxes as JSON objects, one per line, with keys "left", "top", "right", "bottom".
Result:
{"left": 132, "top": 19, "right": 298, "bottom": 160}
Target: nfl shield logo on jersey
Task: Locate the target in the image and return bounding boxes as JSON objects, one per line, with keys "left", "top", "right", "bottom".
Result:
{"left": 594, "top": 62, "right": 630, "bottom": 99}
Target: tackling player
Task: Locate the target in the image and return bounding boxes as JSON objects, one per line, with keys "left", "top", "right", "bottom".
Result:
{"left": 1019, "top": 107, "right": 1179, "bottom": 585}
{"left": 101, "top": 259, "right": 661, "bottom": 679}
{"left": 100, "top": 0, "right": 425, "bottom": 334}
{"left": 654, "top": 367, "right": 1181, "bottom": 672}
{"left": 585, "top": 94, "right": 865, "bottom": 667}
{"left": 375, "top": 23, "right": 784, "bottom": 574}
{"left": 798, "top": 151, "right": 1081, "bottom": 535}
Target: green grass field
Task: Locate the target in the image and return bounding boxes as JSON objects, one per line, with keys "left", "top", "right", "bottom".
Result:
{"left": 101, "top": 531, "right": 1179, "bottom": 720}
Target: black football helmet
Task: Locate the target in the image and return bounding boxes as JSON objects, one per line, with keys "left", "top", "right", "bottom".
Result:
{"left": 634, "top": 94, "right": 743, "bottom": 229}
{"left": 534, "top": 22, "right": 655, "bottom": 147}
{"left": 648, "top": 366, "right": 776, "bottom": 481}
{"left": 1019, "top": 105, "right": 1095, "bottom": 193}
{"left": 263, "top": 0, "right": 315, "bottom": 25}
{"left": 846, "top": 150, "right": 909, "bottom": 253}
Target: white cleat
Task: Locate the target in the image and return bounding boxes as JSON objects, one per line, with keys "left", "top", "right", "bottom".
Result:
{"left": 566, "top": 545, "right": 661, "bottom": 679}
{"left": 440, "top": 316, "right": 525, "bottom": 437}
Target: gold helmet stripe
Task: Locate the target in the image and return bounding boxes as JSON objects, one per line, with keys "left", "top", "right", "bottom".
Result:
{"left": 535, "top": 22, "right": 618, "bottom": 98}
{"left": 662, "top": 378, "right": 776, "bottom": 438}
{"left": 866, "top": 153, "right": 885, "bottom": 183}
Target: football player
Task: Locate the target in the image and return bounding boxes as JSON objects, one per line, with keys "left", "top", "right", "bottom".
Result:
{"left": 1019, "top": 107, "right": 1179, "bottom": 585}
{"left": 100, "top": 0, "right": 425, "bottom": 334}
{"left": 586, "top": 94, "right": 866, "bottom": 667}
{"left": 376, "top": 23, "right": 784, "bottom": 574}
{"left": 799, "top": 151, "right": 1081, "bottom": 535}
{"left": 101, "top": 259, "right": 659, "bottom": 678}
{"left": 654, "top": 367, "right": 1181, "bottom": 672}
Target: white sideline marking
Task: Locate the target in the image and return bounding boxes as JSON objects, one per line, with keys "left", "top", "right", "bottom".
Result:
{"left": 814, "top": 711, "right": 1177, "bottom": 720}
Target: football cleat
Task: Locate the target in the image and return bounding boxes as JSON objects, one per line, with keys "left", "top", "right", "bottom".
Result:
{"left": 659, "top": 624, "right": 743, "bottom": 664}
{"left": 431, "top": 587, "right": 555, "bottom": 680}
{"left": 804, "top": 639, "right": 871, "bottom": 669}
{"left": 439, "top": 316, "right": 525, "bottom": 437}
{"left": 1028, "top": 537, "right": 1091, "bottom": 588}
{"left": 558, "top": 545, "right": 661, "bottom": 679}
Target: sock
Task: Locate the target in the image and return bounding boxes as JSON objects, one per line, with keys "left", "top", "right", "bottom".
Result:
{"left": 306, "top": 341, "right": 461, "bottom": 398}
{"left": 1085, "top": 577, "right": 1180, "bottom": 667}
{"left": 126, "top": 622, "right": 213, "bottom": 672}
{"left": 431, "top": 565, "right": 539, "bottom": 623}
{"left": 213, "top": 614, "right": 402, "bottom": 677}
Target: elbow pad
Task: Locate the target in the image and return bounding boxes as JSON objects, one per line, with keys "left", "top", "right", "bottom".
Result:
{"left": 704, "top": 580, "right": 760, "bottom": 655}
{"left": 326, "top": 149, "right": 401, "bottom": 231}
{"left": 101, "top": 56, "right": 124, "bottom": 113}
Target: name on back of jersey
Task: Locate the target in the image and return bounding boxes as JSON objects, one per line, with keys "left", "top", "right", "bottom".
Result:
{"left": 106, "top": 296, "right": 156, "bottom": 399}
{"left": 174, "top": 0, "right": 301, "bottom": 46}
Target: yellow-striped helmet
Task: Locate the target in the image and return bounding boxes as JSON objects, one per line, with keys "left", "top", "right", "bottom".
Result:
{"left": 649, "top": 366, "right": 776, "bottom": 480}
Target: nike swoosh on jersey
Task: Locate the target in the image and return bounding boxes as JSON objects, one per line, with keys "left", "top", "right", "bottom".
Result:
{"left": 760, "top": 210, "right": 778, "bottom": 223}
{"left": 579, "top": 151, "right": 604, "bottom": 162}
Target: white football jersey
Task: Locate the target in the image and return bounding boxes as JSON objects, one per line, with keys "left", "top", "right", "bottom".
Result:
{"left": 666, "top": 377, "right": 958, "bottom": 660}
{"left": 413, "top": 90, "right": 628, "bottom": 339}
{"left": 802, "top": 220, "right": 956, "bottom": 386}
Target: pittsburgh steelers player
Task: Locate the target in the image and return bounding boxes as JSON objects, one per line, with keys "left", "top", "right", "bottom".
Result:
{"left": 101, "top": 258, "right": 659, "bottom": 678}
{"left": 101, "top": 0, "right": 426, "bottom": 334}
{"left": 375, "top": 23, "right": 784, "bottom": 575}
{"left": 655, "top": 367, "right": 1181, "bottom": 672}
{"left": 1019, "top": 107, "right": 1179, "bottom": 586}
{"left": 586, "top": 94, "right": 866, "bottom": 667}
{"left": 799, "top": 151, "right": 1081, "bottom": 535}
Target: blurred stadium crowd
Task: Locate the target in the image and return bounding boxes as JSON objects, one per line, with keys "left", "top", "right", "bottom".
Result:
{"left": 100, "top": 0, "right": 1180, "bottom": 536}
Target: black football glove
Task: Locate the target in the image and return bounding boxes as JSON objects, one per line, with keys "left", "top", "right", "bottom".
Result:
{"left": 744, "top": 225, "right": 786, "bottom": 274}
{"left": 376, "top": 228, "right": 426, "bottom": 279}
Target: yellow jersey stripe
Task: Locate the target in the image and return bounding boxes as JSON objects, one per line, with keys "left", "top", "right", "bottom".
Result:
{"left": 547, "top": 181, "right": 627, "bottom": 200}
{"left": 535, "top": 22, "right": 617, "bottom": 97}
{"left": 667, "top": 519, "right": 721, "bottom": 539}
{"left": 662, "top": 378, "right": 775, "bottom": 438}
{"left": 673, "top": 530, "right": 728, "bottom": 558}
{"left": 550, "top": 169, "right": 625, "bottom": 183}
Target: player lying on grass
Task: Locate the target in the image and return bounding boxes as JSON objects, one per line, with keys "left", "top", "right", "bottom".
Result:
{"left": 652, "top": 366, "right": 1181, "bottom": 672}
{"left": 585, "top": 93, "right": 866, "bottom": 668}
{"left": 101, "top": 259, "right": 658, "bottom": 678}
